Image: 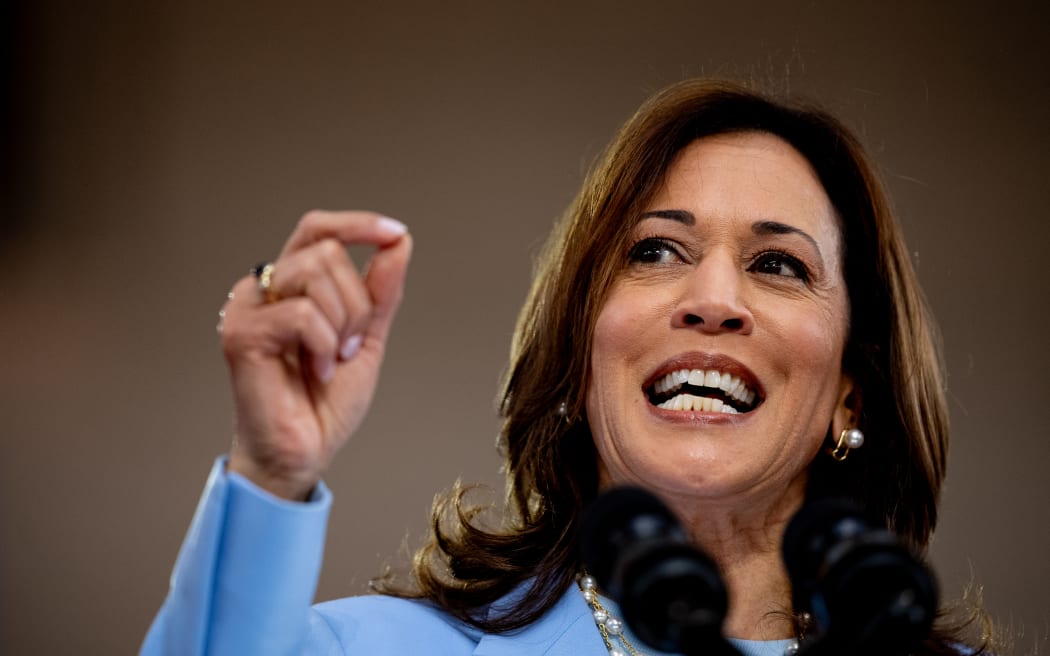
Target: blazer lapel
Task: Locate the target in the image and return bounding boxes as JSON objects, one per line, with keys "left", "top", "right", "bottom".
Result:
{"left": 472, "top": 583, "right": 606, "bottom": 656}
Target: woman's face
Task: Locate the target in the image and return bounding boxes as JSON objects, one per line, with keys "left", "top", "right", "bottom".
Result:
{"left": 586, "top": 131, "right": 854, "bottom": 509}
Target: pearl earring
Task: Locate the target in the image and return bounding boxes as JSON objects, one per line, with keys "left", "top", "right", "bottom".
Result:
{"left": 829, "top": 427, "right": 865, "bottom": 461}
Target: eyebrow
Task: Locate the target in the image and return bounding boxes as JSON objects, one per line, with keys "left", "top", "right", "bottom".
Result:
{"left": 639, "top": 209, "right": 695, "bottom": 225}
{"left": 751, "top": 220, "right": 821, "bottom": 254}
{"left": 638, "top": 211, "right": 824, "bottom": 258}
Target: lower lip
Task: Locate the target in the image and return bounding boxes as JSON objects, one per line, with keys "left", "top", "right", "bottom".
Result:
{"left": 645, "top": 398, "right": 755, "bottom": 425}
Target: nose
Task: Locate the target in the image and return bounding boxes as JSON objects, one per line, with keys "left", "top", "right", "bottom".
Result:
{"left": 671, "top": 252, "right": 754, "bottom": 335}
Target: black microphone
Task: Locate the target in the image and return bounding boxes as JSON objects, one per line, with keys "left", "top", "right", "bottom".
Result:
{"left": 782, "top": 498, "right": 939, "bottom": 656}
{"left": 580, "top": 487, "right": 740, "bottom": 656}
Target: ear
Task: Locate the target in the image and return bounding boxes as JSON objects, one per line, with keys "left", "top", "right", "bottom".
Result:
{"left": 830, "top": 372, "right": 862, "bottom": 438}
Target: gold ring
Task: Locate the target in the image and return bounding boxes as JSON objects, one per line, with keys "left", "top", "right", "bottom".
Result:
{"left": 252, "top": 262, "right": 279, "bottom": 303}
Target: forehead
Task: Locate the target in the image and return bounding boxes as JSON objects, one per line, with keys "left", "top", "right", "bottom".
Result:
{"left": 647, "top": 132, "right": 841, "bottom": 253}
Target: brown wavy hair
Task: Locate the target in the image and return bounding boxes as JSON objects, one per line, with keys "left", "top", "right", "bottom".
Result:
{"left": 374, "top": 78, "right": 989, "bottom": 653}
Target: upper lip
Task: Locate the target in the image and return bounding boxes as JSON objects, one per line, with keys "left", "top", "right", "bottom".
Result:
{"left": 642, "top": 352, "right": 764, "bottom": 412}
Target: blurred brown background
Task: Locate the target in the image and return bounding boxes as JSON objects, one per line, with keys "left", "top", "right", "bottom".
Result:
{"left": 3, "top": 1, "right": 1048, "bottom": 653}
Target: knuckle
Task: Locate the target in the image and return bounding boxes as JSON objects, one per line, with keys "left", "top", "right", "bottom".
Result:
{"left": 298, "top": 251, "right": 324, "bottom": 279}
{"left": 291, "top": 299, "right": 336, "bottom": 345}
{"left": 231, "top": 275, "right": 255, "bottom": 296}
{"left": 220, "top": 320, "right": 249, "bottom": 357}
{"left": 290, "top": 297, "right": 317, "bottom": 324}
{"left": 310, "top": 323, "right": 339, "bottom": 353}
{"left": 317, "top": 238, "right": 344, "bottom": 261}
{"left": 299, "top": 209, "right": 327, "bottom": 227}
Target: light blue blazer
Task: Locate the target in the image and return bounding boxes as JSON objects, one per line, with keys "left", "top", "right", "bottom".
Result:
{"left": 139, "top": 459, "right": 612, "bottom": 655}
{"left": 140, "top": 459, "right": 790, "bottom": 656}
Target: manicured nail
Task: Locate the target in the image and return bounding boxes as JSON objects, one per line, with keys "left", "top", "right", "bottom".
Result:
{"left": 340, "top": 334, "right": 363, "bottom": 360}
{"left": 377, "top": 216, "right": 407, "bottom": 237}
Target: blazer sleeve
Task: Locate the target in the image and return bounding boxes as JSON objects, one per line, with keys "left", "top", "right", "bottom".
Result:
{"left": 140, "top": 457, "right": 334, "bottom": 656}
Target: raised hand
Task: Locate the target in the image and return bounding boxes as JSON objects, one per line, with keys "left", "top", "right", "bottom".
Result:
{"left": 217, "top": 211, "right": 412, "bottom": 500}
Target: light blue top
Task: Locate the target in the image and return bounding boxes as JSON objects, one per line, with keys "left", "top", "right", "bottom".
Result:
{"left": 596, "top": 594, "right": 794, "bottom": 656}
{"left": 140, "top": 458, "right": 797, "bottom": 655}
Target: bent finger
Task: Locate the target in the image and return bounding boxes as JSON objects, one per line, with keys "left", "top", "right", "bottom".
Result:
{"left": 224, "top": 295, "right": 341, "bottom": 384}
{"left": 308, "top": 238, "right": 375, "bottom": 345}
{"left": 281, "top": 210, "right": 408, "bottom": 256}
{"left": 270, "top": 240, "right": 374, "bottom": 341}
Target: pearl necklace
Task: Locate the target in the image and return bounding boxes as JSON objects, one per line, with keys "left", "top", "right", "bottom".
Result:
{"left": 576, "top": 575, "right": 801, "bottom": 656}
{"left": 577, "top": 574, "right": 647, "bottom": 656}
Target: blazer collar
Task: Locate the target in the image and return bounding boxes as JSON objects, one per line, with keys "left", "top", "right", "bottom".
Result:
{"left": 472, "top": 582, "right": 606, "bottom": 656}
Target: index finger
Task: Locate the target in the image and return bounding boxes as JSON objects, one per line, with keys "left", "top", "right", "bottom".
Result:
{"left": 280, "top": 210, "right": 408, "bottom": 256}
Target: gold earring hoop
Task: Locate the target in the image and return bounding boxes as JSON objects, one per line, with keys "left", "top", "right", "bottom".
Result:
{"left": 829, "top": 427, "right": 865, "bottom": 461}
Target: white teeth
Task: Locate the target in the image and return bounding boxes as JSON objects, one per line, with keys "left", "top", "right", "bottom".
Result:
{"left": 650, "top": 367, "right": 757, "bottom": 412}
{"left": 657, "top": 394, "right": 738, "bottom": 414}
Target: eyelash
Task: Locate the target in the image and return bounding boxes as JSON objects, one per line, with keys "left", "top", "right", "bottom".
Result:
{"left": 626, "top": 238, "right": 811, "bottom": 283}
{"left": 627, "top": 237, "right": 682, "bottom": 264}
{"left": 748, "top": 250, "right": 811, "bottom": 283}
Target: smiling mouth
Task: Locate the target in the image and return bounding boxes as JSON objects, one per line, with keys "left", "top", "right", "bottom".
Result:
{"left": 645, "top": 368, "right": 762, "bottom": 414}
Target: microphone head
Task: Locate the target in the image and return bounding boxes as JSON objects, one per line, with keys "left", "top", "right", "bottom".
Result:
{"left": 783, "top": 498, "right": 939, "bottom": 654}
{"left": 580, "top": 487, "right": 730, "bottom": 653}
{"left": 782, "top": 497, "right": 867, "bottom": 589}
{"left": 579, "top": 486, "right": 685, "bottom": 597}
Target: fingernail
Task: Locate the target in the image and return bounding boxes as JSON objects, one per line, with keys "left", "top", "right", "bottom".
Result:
{"left": 377, "top": 216, "right": 407, "bottom": 237}
{"left": 340, "top": 334, "right": 363, "bottom": 360}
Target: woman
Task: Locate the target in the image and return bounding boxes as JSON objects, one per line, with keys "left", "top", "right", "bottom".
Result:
{"left": 142, "top": 79, "right": 987, "bottom": 655}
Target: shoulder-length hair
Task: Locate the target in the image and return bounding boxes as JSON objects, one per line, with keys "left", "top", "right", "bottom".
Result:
{"left": 376, "top": 78, "right": 973, "bottom": 649}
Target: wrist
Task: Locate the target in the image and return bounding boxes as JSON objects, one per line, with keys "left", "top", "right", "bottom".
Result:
{"left": 227, "top": 448, "right": 319, "bottom": 502}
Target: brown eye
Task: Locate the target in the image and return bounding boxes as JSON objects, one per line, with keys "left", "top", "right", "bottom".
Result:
{"left": 628, "top": 238, "right": 682, "bottom": 264}
{"left": 751, "top": 251, "right": 809, "bottom": 282}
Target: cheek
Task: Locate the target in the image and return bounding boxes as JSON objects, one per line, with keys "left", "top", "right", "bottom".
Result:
{"left": 587, "top": 288, "right": 659, "bottom": 416}
{"left": 591, "top": 287, "right": 658, "bottom": 363}
{"left": 762, "top": 293, "right": 849, "bottom": 367}
{"left": 588, "top": 304, "right": 629, "bottom": 416}
{"left": 810, "top": 294, "right": 850, "bottom": 367}
{"left": 592, "top": 304, "right": 633, "bottom": 359}
{"left": 799, "top": 314, "right": 843, "bottom": 365}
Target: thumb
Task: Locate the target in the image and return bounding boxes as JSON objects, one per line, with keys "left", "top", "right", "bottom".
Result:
{"left": 362, "top": 232, "right": 413, "bottom": 344}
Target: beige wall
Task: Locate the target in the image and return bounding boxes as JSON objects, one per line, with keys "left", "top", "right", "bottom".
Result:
{"left": 3, "top": 1, "right": 1048, "bottom": 652}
